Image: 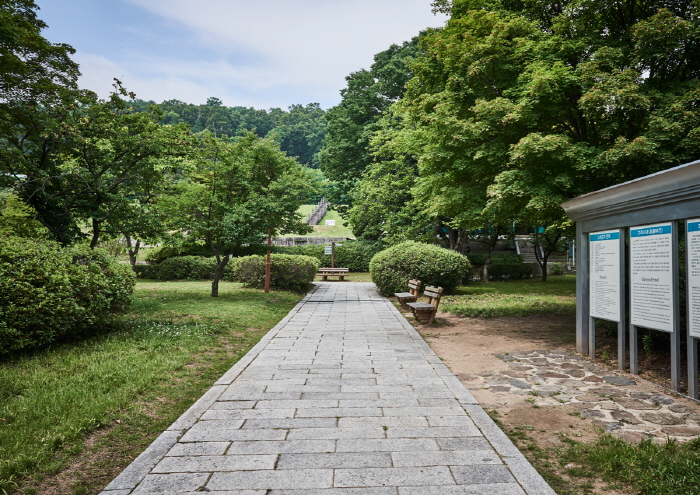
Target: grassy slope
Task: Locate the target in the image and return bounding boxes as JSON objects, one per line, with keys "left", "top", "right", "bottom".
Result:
{"left": 0, "top": 281, "right": 301, "bottom": 494}
{"left": 284, "top": 207, "right": 355, "bottom": 238}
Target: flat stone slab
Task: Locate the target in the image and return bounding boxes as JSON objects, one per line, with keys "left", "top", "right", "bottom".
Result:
{"left": 100, "top": 282, "right": 554, "bottom": 495}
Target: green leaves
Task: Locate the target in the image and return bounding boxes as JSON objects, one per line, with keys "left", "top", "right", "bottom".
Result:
{"left": 160, "top": 133, "right": 314, "bottom": 296}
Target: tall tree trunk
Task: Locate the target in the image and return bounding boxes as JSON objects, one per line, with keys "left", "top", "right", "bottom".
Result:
{"left": 90, "top": 218, "right": 101, "bottom": 248}
{"left": 533, "top": 234, "right": 547, "bottom": 281}
{"left": 482, "top": 248, "right": 492, "bottom": 282}
{"left": 125, "top": 235, "right": 140, "bottom": 267}
{"left": 211, "top": 255, "right": 230, "bottom": 297}
{"left": 480, "top": 227, "right": 502, "bottom": 282}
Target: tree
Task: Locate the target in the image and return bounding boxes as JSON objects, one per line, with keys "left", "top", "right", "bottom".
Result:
{"left": 4, "top": 85, "right": 192, "bottom": 246}
{"left": 319, "top": 36, "right": 423, "bottom": 207}
{"left": 267, "top": 103, "right": 327, "bottom": 167}
{"left": 0, "top": 0, "right": 79, "bottom": 105}
{"left": 161, "top": 133, "right": 314, "bottom": 297}
{"left": 387, "top": 0, "right": 700, "bottom": 279}
{"left": 346, "top": 111, "right": 425, "bottom": 242}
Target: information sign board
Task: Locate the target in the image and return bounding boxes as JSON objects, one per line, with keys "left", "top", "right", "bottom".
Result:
{"left": 687, "top": 219, "right": 700, "bottom": 338}
{"left": 589, "top": 230, "right": 621, "bottom": 322}
{"left": 324, "top": 246, "right": 333, "bottom": 255}
{"left": 630, "top": 223, "right": 674, "bottom": 332}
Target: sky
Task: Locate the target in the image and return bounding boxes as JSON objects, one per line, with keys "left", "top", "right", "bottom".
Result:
{"left": 35, "top": 0, "right": 448, "bottom": 110}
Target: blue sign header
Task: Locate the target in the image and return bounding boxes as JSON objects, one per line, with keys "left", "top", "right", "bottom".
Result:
{"left": 590, "top": 232, "right": 620, "bottom": 242}
{"left": 688, "top": 221, "right": 700, "bottom": 233}
{"left": 631, "top": 224, "right": 672, "bottom": 237}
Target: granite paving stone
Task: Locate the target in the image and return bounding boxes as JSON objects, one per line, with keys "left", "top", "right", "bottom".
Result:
{"left": 99, "top": 282, "right": 554, "bottom": 495}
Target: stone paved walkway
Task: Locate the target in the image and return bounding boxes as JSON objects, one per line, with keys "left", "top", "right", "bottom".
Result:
{"left": 101, "top": 282, "right": 554, "bottom": 495}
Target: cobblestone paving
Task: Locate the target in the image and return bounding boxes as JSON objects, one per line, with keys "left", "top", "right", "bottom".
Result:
{"left": 101, "top": 283, "right": 554, "bottom": 494}
{"left": 458, "top": 350, "right": 700, "bottom": 444}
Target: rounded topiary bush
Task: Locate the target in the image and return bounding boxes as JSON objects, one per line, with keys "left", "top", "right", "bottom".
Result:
{"left": 228, "top": 254, "right": 320, "bottom": 291}
{"left": 369, "top": 241, "right": 471, "bottom": 296}
{"left": 0, "top": 237, "right": 135, "bottom": 355}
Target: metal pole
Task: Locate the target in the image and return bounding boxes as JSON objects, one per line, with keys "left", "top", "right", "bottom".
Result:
{"left": 689, "top": 336, "right": 699, "bottom": 399}
{"left": 264, "top": 229, "right": 271, "bottom": 294}
{"left": 577, "top": 226, "right": 590, "bottom": 355}
{"left": 687, "top": 220, "right": 699, "bottom": 399}
{"left": 630, "top": 325, "right": 638, "bottom": 375}
{"left": 618, "top": 229, "right": 627, "bottom": 370}
{"left": 671, "top": 220, "right": 681, "bottom": 391}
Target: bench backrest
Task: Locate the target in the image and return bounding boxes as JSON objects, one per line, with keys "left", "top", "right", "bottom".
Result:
{"left": 319, "top": 268, "right": 349, "bottom": 272}
{"left": 423, "top": 286, "right": 443, "bottom": 310}
{"left": 408, "top": 279, "right": 422, "bottom": 296}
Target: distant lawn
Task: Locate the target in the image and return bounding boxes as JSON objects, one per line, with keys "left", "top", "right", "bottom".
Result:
{"left": 441, "top": 275, "right": 576, "bottom": 318}
{"left": 285, "top": 207, "right": 355, "bottom": 238}
{"left": 1, "top": 281, "right": 301, "bottom": 494}
{"left": 297, "top": 204, "right": 316, "bottom": 218}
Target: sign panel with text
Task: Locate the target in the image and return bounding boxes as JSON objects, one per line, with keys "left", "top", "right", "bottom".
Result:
{"left": 630, "top": 223, "right": 674, "bottom": 332}
{"left": 687, "top": 219, "right": 700, "bottom": 338}
{"left": 589, "top": 230, "right": 621, "bottom": 322}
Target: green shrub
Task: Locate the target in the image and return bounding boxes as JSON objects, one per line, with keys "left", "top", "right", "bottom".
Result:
{"left": 277, "top": 244, "right": 325, "bottom": 264}
{"left": 466, "top": 252, "right": 523, "bottom": 267}
{"left": 485, "top": 262, "right": 538, "bottom": 280}
{"left": 135, "top": 256, "right": 217, "bottom": 280}
{"left": 333, "top": 240, "right": 384, "bottom": 271}
{"left": 0, "top": 237, "right": 135, "bottom": 355}
{"left": 67, "top": 244, "right": 135, "bottom": 314}
{"left": 548, "top": 262, "right": 565, "bottom": 275}
{"left": 369, "top": 241, "right": 471, "bottom": 296}
{"left": 132, "top": 264, "right": 161, "bottom": 279}
{"left": 229, "top": 254, "right": 320, "bottom": 291}
{"left": 276, "top": 240, "right": 384, "bottom": 272}
{"left": 145, "top": 243, "right": 214, "bottom": 264}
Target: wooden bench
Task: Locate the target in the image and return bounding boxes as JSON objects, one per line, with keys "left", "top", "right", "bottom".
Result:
{"left": 394, "top": 279, "right": 422, "bottom": 310}
{"left": 406, "top": 286, "right": 443, "bottom": 325}
{"left": 317, "top": 267, "right": 349, "bottom": 281}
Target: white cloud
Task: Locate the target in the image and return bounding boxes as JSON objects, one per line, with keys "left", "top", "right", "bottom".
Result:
{"left": 67, "top": 1, "right": 447, "bottom": 108}
{"left": 116, "top": 0, "right": 447, "bottom": 107}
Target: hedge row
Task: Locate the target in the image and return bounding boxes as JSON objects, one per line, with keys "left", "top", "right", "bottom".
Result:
{"left": 145, "top": 240, "right": 384, "bottom": 272}
{"left": 0, "top": 237, "right": 135, "bottom": 355}
{"left": 231, "top": 254, "right": 320, "bottom": 291}
{"left": 133, "top": 254, "right": 320, "bottom": 291}
{"left": 466, "top": 252, "right": 523, "bottom": 267}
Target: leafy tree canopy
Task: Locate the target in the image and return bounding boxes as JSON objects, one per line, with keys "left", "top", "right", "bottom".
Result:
{"left": 160, "top": 132, "right": 315, "bottom": 297}
{"left": 0, "top": 0, "right": 79, "bottom": 104}
{"left": 318, "top": 35, "right": 424, "bottom": 205}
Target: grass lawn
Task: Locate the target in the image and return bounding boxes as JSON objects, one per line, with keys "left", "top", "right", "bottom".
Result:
{"left": 0, "top": 280, "right": 302, "bottom": 495}
{"left": 285, "top": 207, "right": 354, "bottom": 238}
{"left": 309, "top": 209, "right": 354, "bottom": 237}
{"left": 442, "top": 274, "right": 576, "bottom": 318}
{"left": 297, "top": 204, "right": 316, "bottom": 218}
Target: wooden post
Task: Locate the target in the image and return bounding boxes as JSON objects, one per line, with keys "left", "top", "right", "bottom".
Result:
{"left": 264, "top": 229, "right": 271, "bottom": 294}
{"left": 331, "top": 242, "right": 335, "bottom": 269}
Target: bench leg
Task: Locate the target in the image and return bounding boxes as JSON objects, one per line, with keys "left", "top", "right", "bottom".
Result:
{"left": 322, "top": 275, "right": 328, "bottom": 281}
{"left": 339, "top": 276, "right": 344, "bottom": 281}
{"left": 427, "top": 311, "right": 437, "bottom": 325}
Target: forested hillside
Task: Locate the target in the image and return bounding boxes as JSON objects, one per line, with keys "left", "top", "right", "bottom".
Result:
{"left": 128, "top": 98, "right": 327, "bottom": 168}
